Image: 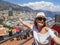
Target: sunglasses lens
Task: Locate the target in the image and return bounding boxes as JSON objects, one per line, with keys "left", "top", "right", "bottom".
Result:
{"left": 37, "top": 17, "right": 42, "bottom": 21}
{"left": 43, "top": 18, "right": 46, "bottom": 21}
{"left": 37, "top": 17, "right": 46, "bottom": 21}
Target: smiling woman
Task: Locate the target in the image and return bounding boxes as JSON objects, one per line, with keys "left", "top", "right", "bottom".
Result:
{"left": 19, "top": 12, "right": 60, "bottom": 45}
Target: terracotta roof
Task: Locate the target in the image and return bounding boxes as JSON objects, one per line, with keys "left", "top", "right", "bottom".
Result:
{"left": 0, "top": 30, "right": 5, "bottom": 34}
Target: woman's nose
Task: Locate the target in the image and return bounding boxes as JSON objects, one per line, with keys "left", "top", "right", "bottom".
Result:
{"left": 41, "top": 20, "right": 44, "bottom": 22}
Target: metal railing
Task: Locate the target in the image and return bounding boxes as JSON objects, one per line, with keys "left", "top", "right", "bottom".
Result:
{"left": 0, "top": 33, "right": 20, "bottom": 44}
{"left": 19, "top": 36, "right": 33, "bottom": 45}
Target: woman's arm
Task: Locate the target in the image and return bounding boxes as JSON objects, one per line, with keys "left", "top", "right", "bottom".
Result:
{"left": 46, "top": 27, "right": 60, "bottom": 44}
{"left": 19, "top": 18, "right": 33, "bottom": 28}
{"left": 53, "top": 36, "right": 60, "bottom": 44}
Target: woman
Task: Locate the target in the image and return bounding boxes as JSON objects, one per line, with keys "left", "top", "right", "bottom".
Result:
{"left": 19, "top": 12, "right": 60, "bottom": 45}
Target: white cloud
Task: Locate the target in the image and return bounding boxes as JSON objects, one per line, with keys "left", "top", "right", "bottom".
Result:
{"left": 19, "top": 1, "right": 60, "bottom": 12}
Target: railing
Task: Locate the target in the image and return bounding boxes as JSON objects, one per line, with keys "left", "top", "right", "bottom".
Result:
{"left": 0, "top": 33, "right": 20, "bottom": 44}
{"left": 19, "top": 36, "right": 33, "bottom": 45}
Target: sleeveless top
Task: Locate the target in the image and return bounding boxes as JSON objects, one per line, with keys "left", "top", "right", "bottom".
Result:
{"left": 15, "top": 26, "right": 20, "bottom": 32}
{"left": 31, "top": 26, "right": 55, "bottom": 45}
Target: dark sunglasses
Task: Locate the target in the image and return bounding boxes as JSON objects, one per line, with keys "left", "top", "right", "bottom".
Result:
{"left": 37, "top": 17, "right": 46, "bottom": 21}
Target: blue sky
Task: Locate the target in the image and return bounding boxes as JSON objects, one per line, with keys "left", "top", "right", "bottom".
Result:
{"left": 4, "top": 0, "right": 60, "bottom": 5}
{"left": 4, "top": 0, "right": 60, "bottom": 12}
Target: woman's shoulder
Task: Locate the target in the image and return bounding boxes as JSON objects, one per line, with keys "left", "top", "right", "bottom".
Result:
{"left": 44, "top": 27, "right": 51, "bottom": 31}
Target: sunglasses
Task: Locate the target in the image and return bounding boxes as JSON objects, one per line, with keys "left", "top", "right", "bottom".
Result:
{"left": 37, "top": 17, "right": 46, "bottom": 21}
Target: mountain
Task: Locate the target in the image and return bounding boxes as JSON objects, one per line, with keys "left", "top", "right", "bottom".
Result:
{"left": 34, "top": 9, "right": 60, "bottom": 18}
{"left": 0, "top": 0, "right": 60, "bottom": 18}
{"left": 0, "top": 0, "right": 33, "bottom": 12}
{"left": 22, "top": 6, "right": 34, "bottom": 12}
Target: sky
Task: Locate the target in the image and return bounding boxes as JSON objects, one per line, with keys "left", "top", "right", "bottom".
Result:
{"left": 4, "top": 0, "right": 60, "bottom": 12}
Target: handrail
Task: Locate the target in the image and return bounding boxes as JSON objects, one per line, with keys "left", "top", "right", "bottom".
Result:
{"left": 0, "top": 33, "right": 21, "bottom": 44}
{"left": 19, "top": 36, "right": 33, "bottom": 45}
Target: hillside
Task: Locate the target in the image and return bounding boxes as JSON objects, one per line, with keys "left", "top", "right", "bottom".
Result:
{"left": 0, "top": 0, "right": 60, "bottom": 18}
{"left": 0, "top": 0, "right": 33, "bottom": 12}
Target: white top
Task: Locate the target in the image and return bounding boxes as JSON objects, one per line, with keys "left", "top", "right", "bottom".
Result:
{"left": 31, "top": 26, "right": 56, "bottom": 45}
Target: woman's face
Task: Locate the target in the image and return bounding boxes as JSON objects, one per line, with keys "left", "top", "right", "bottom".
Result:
{"left": 36, "top": 17, "right": 46, "bottom": 27}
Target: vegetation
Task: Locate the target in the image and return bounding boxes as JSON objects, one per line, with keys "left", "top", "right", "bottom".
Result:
{"left": 3, "top": 24, "right": 13, "bottom": 29}
{"left": 0, "top": 19, "right": 3, "bottom": 24}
